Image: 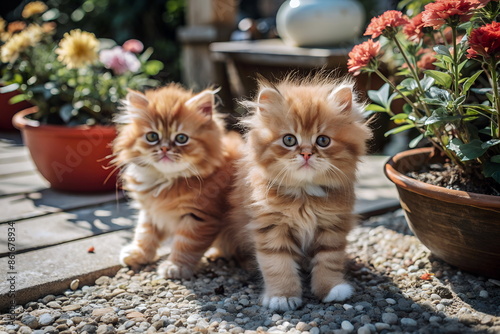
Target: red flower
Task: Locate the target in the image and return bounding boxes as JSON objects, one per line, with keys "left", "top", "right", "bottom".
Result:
{"left": 364, "top": 10, "right": 409, "bottom": 39}
{"left": 422, "top": 0, "right": 480, "bottom": 29}
{"left": 467, "top": 21, "right": 500, "bottom": 60}
{"left": 347, "top": 39, "right": 381, "bottom": 76}
{"left": 404, "top": 13, "right": 425, "bottom": 42}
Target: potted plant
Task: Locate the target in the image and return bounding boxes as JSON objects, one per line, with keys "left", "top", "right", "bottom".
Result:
{"left": 347, "top": 0, "right": 500, "bottom": 278}
{"left": 0, "top": 1, "right": 163, "bottom": 192}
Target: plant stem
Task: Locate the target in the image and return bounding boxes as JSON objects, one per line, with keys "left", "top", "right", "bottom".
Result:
{"left": 451, "top": 25, "right": 463, "bottom": 116}
{"left": 491, "top": 58, "right": 500, "bottom": 138}
{"left": 373, "top": 68, "right": 421, "bottom": 118}
{"left": 392, "top": 36, "right": 432, "bottom": 116}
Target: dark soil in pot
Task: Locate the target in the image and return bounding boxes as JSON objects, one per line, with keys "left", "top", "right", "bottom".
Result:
{"left": 407, "top": 162, "right": 500, "bottom": 196}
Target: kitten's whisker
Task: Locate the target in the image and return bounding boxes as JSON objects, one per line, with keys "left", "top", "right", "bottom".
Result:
{"left": 264, "top": 166, "right": 288, "bottom": 199}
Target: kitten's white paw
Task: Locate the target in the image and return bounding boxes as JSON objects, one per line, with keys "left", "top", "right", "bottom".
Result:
{"left": 262, "top": 296, "right": 302, "bottom": 311}
{"left": 322, "top": 283, "right": 354, "bottom": 303}
{"left": 158, "top": 260, "right": 194, "bottom": 279}
{"left": 120, "top": 244, "right": 149, "bottom": 268}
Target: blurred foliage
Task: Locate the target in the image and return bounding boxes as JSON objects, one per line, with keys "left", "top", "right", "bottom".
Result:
{"left": 45, "top": 0, "right": 185, "bottom": 82}
{"left": 397, "top": 0, "right": 433, "bottom": 16}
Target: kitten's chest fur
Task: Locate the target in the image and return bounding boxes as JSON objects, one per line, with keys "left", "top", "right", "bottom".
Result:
{"left": 250, "top": 184, "right": 355, "bottom": 255}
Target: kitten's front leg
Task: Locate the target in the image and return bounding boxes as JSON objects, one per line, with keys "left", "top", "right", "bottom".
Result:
{"left": 120, "top": 210, "right": 164, "bottom": 268}
{"left": 158, "top": 215, "right": 220, "bottom": 280}
{"left": 254, "top": 223, "right": 303, "bottom": 311}
{"left": 310, "top": 226, "right": 353, "bottom": 303}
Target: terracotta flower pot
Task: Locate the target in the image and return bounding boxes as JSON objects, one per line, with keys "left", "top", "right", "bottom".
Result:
{"left": 13, "top": 107, "right": 118, "bottom": 192}
{"left": 384, "top": 147, "right": 500, "bottom": 279}
{"left": 0, "top": 88, "right": 32, "bottom": 131}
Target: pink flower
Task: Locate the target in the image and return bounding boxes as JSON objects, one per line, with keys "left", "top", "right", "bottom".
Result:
{"left": 122, "top": 39, "right": 144, "bottom": 53}
{"left": 347, "top": 40, "right": 381, "bottom": 76}
{"left": 99, "top": 46, "right": 141, "bottom": 75}
{"left": 364, "top": 10, "right": 409, "bottom": 39}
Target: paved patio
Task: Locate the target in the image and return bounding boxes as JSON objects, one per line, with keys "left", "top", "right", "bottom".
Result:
{"left": 0, "top": 131, "right": 399, "bottom": 311}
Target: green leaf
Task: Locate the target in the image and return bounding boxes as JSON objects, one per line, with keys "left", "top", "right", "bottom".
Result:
{"left": 483, "top": 161, "right": 500, "bottom": 184}
{"left": 409, "top": 133, "right": 424, "bottom": 148}
{"left": 384, "top": 124, "right": 415, "bottom": 137}
{"left": 401, "top": 78, "right": 418, "bottom": 91}
{"left": 144, "top": 60, "right": 164, "bottom": 76}
{"left": 365, "top": 104, "right": 387, "bottom": 112}
{"left": 463, "top": 70, "right": 483, "bottom": 93}
{"left": 0, "top": 84, "right": 20, "bottom": 94}
{"left": 420, "top": 76, "right": 435, "bottom": 91}
{"left": 457, "top": 59, "right": 468, "bottom": 73}
{"left": 391, "top": 113, "right": 409, "bottom": 121}
{"left": 434, "top": 45, "right": 451, "bottom": 57}
{"left": 8, "top": 94, "right": 28, "bottom": 104}
{"left": 491, "top": 155, "right": 500, "bottom": 163}
{"left": 368, "top": 83, "right": 391, "bottom": 108}
{"left": 482, "top": 139, "right": 500, "bottom": 149}
{"left": 424, "top": 110, "right": 461, "bottom": 125}
{"left": 424, "top": 70, "right": 452, "bottom": 88}
{"left": 457, "top": 139, "right": 488, "bottom": 161}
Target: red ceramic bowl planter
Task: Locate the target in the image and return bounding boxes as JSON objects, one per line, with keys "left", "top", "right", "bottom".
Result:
{"left": 13, "top": 107, "right": 118, "bottom": 192}
{"left": 384, "top": 148, "right": 500, "bottom": 279}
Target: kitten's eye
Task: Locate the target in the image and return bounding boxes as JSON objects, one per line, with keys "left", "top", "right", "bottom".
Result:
{"left": 145, "top": 131, "right": 159, "bottom": 143}
{"left": 175, "top": 133, "right": 189, "bottom": 145}
{"left": 316, "top": 135, "right": 331, "bottom": 147}
{"left": 283, "top": 134, "right": 297, "bottom": 147}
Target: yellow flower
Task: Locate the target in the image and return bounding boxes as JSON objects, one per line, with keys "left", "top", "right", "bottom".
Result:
{"left": 22, "top": 1, "right": 48, "bottom": 18}
{"left": 1, "top": 31, "right": 32, "bottom": 63}
{"left": 55, "top": 29, "right": 100, "bottom": 69}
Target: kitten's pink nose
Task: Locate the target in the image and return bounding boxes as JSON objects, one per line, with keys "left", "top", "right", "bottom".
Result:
{"left": 301, "top": 151, "right": 312, "bottom": 161}
{"left": 160, "top": 146, "right": 170, "bottom": 153}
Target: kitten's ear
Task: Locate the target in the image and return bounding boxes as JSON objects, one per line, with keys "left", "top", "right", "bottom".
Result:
{"left": 257, "top": 87, "right": 283, "bottom": 113}
{"left": 126, "top": 89, "right": 149, "bottom": 110}
{"left": 328, "top": 85, "right": 353, "bottom": 113}
{"left": 185, "top": 90, "right": 217, "bottom": 119}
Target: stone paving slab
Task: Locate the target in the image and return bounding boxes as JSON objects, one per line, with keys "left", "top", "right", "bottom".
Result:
{"left": 0, "top": 190, "right": 125, "bottom": 224}
{"left": 0, "top": 201, "right": 135, "bottom": 257}
{"left": 0, "top": 230, "right": 134, "bottom": 309}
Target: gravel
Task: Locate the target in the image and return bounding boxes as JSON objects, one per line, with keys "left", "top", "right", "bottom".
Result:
{"left": 1, "top": 209, "right": 499, "bottom": 333}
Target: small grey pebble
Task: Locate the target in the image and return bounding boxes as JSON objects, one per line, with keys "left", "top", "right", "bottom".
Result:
{"left": 357, "top": 325, "right": 371, "bottom": 334}
{"left": 42, "top": 295, "right": 56, "bottom": 304}
{"left": 21, "top": 314, "right": 39, "bottom": 329}
{"left": 96, "top": 324, "right": 116, "bottom": 334}
{"left": 310, "top": 327, "right": 320, "bottom": 334}
{"left": 382, "top": 312, "right": 398, "bottom": 325}
{"left": 401, "top": 318, "right": 418, "bottom": 327}
{"left": 39, "top": 313, "right": 54, "bottom": 326}
{"left": 341, "top": 320, "right": 354, "bottom": 333}
{"left": 43, "top": 326, "right": 58, "bottom": 334}
{"left": 80, "top": 324, "right": 98, "bottom": 334}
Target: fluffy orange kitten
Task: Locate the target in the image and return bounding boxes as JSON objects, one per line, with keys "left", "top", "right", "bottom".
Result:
{"left": 219, "top": 75, "right": 372, "bottom": 311}
{"left": 112, "top": 84, "right": 241, "bottom": 279}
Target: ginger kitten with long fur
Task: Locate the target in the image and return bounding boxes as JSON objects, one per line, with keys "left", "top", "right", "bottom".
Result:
{"left": 220, "top": 75, "right": 371, "bottom": 311}
{"left": 112, "top": 84, "right": 241, "bottom": 279}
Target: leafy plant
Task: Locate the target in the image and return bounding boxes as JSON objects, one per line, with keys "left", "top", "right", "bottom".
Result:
{"left": 348, "top": 0, "right": 500, "bottom": 184}
{"left": 0, "top": 1, "right": 163, "bottom": 126}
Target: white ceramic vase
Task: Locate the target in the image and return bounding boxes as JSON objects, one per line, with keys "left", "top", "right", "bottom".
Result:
{"left": 276, "top": 0, "right": 365, "bottom": 47}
